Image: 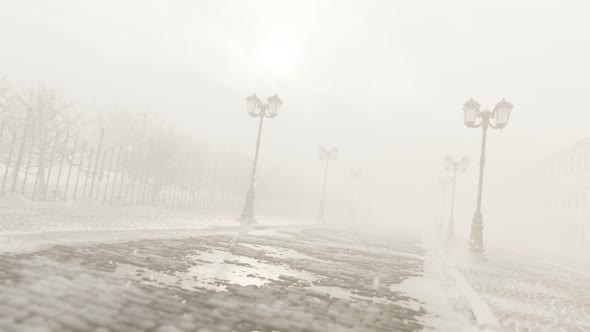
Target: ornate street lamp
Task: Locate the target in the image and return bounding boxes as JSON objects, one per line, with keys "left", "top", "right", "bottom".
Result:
{"left": 437, "top": 176, "right": 450, "bottom": 230}
{"left": 463, "top": 98, "right": 513, "bottom": 252}
{"left": 317, "top": 147, "right": 338, "bottom": 222}
{"left": 238, "top": 93, "right": 283, "bottom": 224}
{"left": 444, "top": 156, "right": 469, "bottom": 241}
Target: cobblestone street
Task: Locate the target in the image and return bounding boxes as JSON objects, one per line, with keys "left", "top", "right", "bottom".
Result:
{"left": 0, "top": 227, "right": 440, "bottom": 332}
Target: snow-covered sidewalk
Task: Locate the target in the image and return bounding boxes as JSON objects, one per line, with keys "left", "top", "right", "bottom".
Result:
{"left": 440, "top": 243, "right": 590, "bottom": 331}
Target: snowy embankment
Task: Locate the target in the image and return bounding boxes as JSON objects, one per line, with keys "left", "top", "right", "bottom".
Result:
{"left": 0, "top": 196, "right": 311, "bottom": 253}
{"left": 0, "top": 205, "right": 235, "bottom": 234}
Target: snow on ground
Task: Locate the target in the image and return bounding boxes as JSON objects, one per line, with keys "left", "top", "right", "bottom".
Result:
{"left": 0, "top": 206, "right": 233, "bottom": 234}
{"left": 0, "top": 227, "right": 446, "bottom": 331}
{"left": 402, "top": 230, "right": 476, "bottom": 331}
{"left": 474, "top": 257, "right": 589, "bottom": 331}
{"left": 447, "top": 245, "right": 590, "bottom": 331}
{"left": 0, "top": 203, "right": 311, "bottom": 254}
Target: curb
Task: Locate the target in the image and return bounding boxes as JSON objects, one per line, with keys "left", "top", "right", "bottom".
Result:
{"left": 446, "top": 266, "right": 502, "bottom": 331}
{"left": 429, "top": 236, "right": 502, "bottom": 332}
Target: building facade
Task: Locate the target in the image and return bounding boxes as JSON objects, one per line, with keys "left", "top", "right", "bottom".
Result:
{"left": 489, "top": 137, "right": 590, "bottom": 249}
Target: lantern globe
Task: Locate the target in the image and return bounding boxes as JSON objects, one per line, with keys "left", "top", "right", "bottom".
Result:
{"left": 494, "top": 98, "right": 513, "bottom": 128}
{"left": 463, "top": 98, "right": 480, "bottom": 126}
{"left": 319, "top": 146, "right": 328, "bottom": 160}
{"left": 246, "top": 94, "right": 262, "bottom": 117}
{"left": 329, "top": 148, "right": 339, "bottom": 160}
{"left": 267, "top": 94, "right": 283, "bottom": 117}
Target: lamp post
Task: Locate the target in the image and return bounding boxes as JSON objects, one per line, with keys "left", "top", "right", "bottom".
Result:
{"left": 444, "top": 156, "right": 469, "bottom": 241}
{"left": 317, "top": 147, "right": 338, "bottom": 222}
{"left": 238, "top": 93, "right": 283, "bottom": 225}
{"left": 463, "top": 98, "right": 513, "bottom": 252}
{"left": 437, "top": 176, "right": 449, "bottom": 231}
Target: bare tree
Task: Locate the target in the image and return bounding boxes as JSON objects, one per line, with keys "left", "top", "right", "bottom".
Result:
{"left": 16, "top": 84, "right": 80, "bottom": 196}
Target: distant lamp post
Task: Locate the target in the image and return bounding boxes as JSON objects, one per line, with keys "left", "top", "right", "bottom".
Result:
{"left": 317, "top": 147, "right": 338, "bottom": 222}
{"left": 437, "top": 176, "right": 450, "bottom": 230}
{"left": 444, "top": 156, "right": 469, "bottom": 241}
{"left": 349, "top": 168, "right": 363, "bottom": 222}
{"left": 238, "top": 93, "right": 283, "bottom": 224}
{"left": 463, "top": 98, "right": 513, "bottom": 252}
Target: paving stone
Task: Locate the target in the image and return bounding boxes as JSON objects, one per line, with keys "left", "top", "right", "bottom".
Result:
{"left": 0, "top": 228, "right": 428, "bottom": 332}
{"left": 0, "top": 316, "right": 15, "bottom": 327}
{"left": 54, "top": 313, "right": 91, "bottom": 331}
{"left": 0, "top": 303, "right": 30, "bottom": 321}
{"left": 93, "top": 327, "right": 110, "bottom": 332}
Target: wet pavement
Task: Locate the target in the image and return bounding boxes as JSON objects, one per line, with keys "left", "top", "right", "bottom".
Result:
{"left": 0, "top": 227, "right": 435, "bottom": 332}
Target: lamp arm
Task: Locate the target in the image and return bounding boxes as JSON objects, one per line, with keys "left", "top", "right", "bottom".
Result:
{"left": 466, "top": 117, "right": 484, "bottom": 128}
{"left": 488, "top": 120, "right": 501, "bottom": 130}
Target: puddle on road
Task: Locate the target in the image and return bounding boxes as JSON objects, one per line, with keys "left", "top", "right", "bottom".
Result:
{"left": 241, "top": 243, "right": 320, "bottom": 261}
{"left": 115, "top": 248, "right": 316, "bottom": 292}
{"left": 189, "top": 249, "right": 317, "bottom": 286}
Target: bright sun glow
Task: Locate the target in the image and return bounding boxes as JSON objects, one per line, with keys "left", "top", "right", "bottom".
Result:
{"left": 256, "top": 30, "right": 299, "bottom": 78}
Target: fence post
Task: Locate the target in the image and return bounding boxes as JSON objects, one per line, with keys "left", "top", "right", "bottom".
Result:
{"left": 82, "top": 148, "right": 94, "bottom": 199}
{"left": 177, "top": 164, "right": 186, "bottom": 210}
{"left": 167, "top": 162, "right": 179, "bottom": 209}
{"left": 53, "top": 131, "right": 70, "bottom": 200}
{"left": 43, "top": 131, "right": 61, "bottom": 199}
{"left": 162, "top": 164, "right": 173, "bottom": 208}
{"left": 63, "top": 135, "right": 78, "bottom": 200}
{"left": 88, "top": 128, "right": 104, "bottom": 196}
{"left": 1, "top": 129, "right": 18, "bottom": 195}
{"left": 109, "top": 147, "right": 123, "bottom": 205}
{"left": 102, "top": 147, "right": 115, "bottom": 204}
{"left": 188, "top": 168, "right": 197, "bottom": 209}
{"left": 116, "top": 149, "right": 129, "bottom": 206}
{"left": 175, "top": 163, "right": 186, "bottom": 210}
{"left": 184, "top": 165, "right": 191, "bottom": 209}
{"left": 133, "top": 155, "right": 146, "bottom": 205}
{"left": 94, "top": 149, "right": 106, "bottom": 200}
{"left": 123, "top": 148, "right": 139, "bottom": 206}
{"left": 72, "top": 140, "right": 85, "bottom": 200}
{"left": 11, "top": 114, "right": 32, "bottom": 192}
{"left": 21, "top": 136, "right": 36, "bottom": 195}
{"left": 139, "top": 159, "right": 150, "bottom": 206}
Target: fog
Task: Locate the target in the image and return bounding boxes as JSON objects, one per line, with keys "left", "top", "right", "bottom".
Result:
{"left": 1, "top": 1, "right": 589, "bottom": 331}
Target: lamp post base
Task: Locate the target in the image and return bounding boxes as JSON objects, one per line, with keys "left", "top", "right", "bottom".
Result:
{"left": 237, "top": 216, "right": 256, "bottom": 225}
{"left": 238, "top": 186, "right": 256, "bottom": 225}
{"left": 468, "top": 212, "right": 485, "bottom": 253}
{"left": 315, "top": 212, "right": 326, "bottom": 224}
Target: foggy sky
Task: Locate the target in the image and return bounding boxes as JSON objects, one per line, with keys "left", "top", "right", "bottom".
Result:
{"left": 2, "top": 0, "right": 589, "bottom": 207}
